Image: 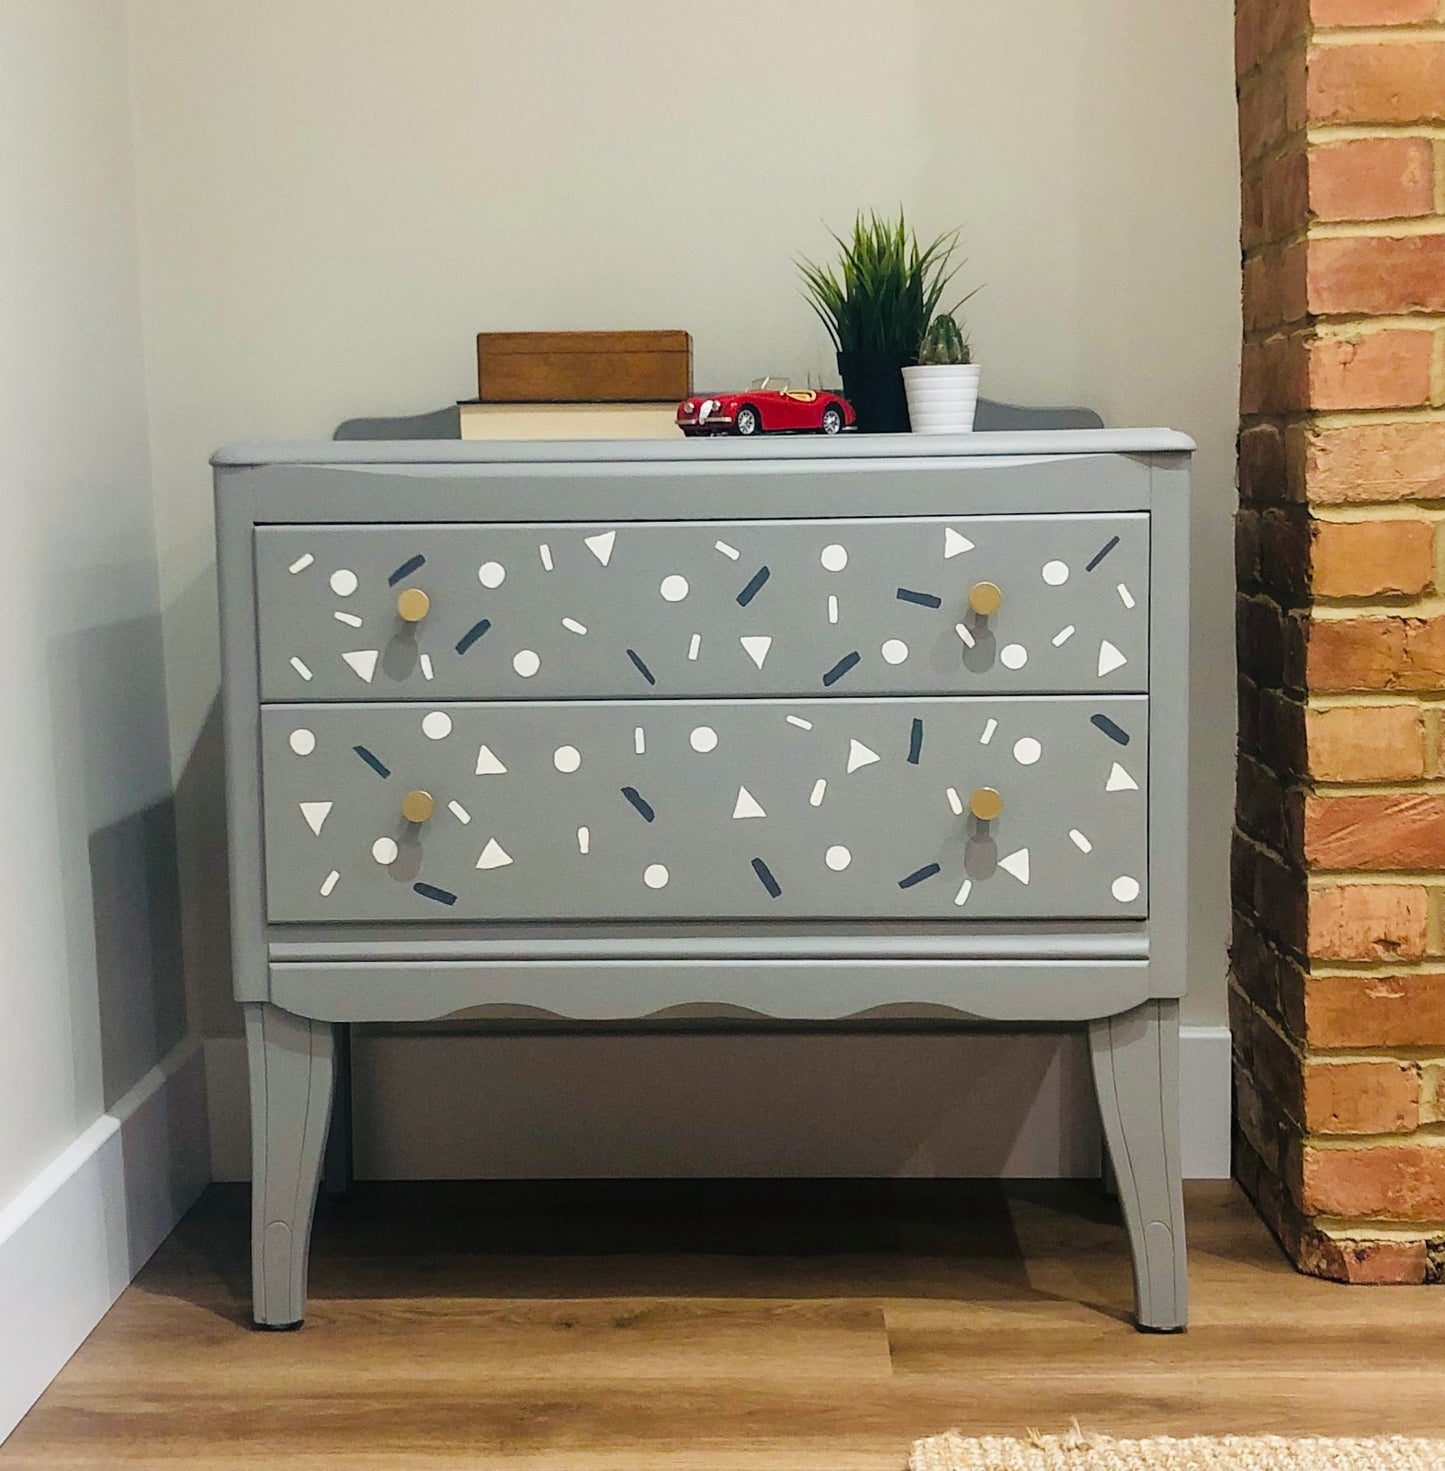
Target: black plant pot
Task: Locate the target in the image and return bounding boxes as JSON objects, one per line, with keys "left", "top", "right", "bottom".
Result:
{"left": 837, "top": 350, "right": 914, "bottom": 434}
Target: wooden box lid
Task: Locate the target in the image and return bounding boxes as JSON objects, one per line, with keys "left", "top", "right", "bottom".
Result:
{"left": 477, "top": 330, "right": 692, "bottom": 403}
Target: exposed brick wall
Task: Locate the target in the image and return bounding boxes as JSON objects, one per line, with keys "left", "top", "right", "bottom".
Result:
{"left": 1234, "top": 0, "right": 1445, "bottom": 1283}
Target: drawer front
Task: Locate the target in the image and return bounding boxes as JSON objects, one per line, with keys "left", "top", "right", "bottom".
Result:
{"left": 255, "top": 514, "right": 1148, "bottom": 702}
{"left": 261, "top": 696, "right": 1148, "bottom": 923}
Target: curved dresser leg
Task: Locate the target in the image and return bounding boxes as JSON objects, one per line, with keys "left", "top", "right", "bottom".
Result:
{"left": 244, "top": 1002, "right": 335, "bottom": 1329}
{"left": 1088, "top": 999, "right": 1187, "bottom": 1332}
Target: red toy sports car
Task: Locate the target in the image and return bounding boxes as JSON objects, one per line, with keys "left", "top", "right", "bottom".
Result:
{"left": 677, "top": 377, "right": 856, "bottom": 436}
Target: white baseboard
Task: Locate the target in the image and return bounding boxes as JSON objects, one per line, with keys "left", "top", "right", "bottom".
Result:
{"left": 207, "top": 1024, "right": 1233, "bottom": 1184}
{"left": 0, "top": 1035, "right": 210, "bottom": 1444}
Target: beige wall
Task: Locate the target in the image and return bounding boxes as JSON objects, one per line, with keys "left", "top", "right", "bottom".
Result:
{"left": 0, "top": 1, "right": 181, "bottom": 1207}
{"left": 126, "top": 0, "right": 1240, "bottom": 1163}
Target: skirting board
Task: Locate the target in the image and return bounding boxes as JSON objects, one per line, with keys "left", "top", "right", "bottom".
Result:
{"left": 206, "top": 1026, "right": 1232, "bottom": 1182}
{"left": 0, "top": 1035, "right": 210, "bottom": 1444}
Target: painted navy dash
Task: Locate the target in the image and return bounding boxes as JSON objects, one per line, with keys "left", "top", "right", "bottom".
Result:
{"left": 626, "top": 648, "right": 657, "bottom": 686}
{"left": 1085, "top": 536, "right": 1120, "bottom": 572}
{"left": 896, "top": 587, "right": 943, "bottom": 609}
{"left": 621, "top": 786, "right": 656, "bottom": 822}
{"left": 455, "top": 618, "right": 492, "bottom": 654}
{"left": 907, "top": 717, "right": 924, "bottom": 765}
{"left": 898, "top": 862, "right": 942, "bottom": 889}
{"left": 736, "top": 565, "right": 771, "bottom": 606}
{"left": 751, "top": 857, "right": 782, "bottom": 898}
{"left": 822, "top": 651, "right": 861, "bottom": 687}
{"left": 1091, "top": 713, "right": 1131, "bottom": 745}
{"left": 413, "top": 881, "right": 457, "bottom": 906}
{"left": 388, "top": 553, "right": 427, "bottom": 585}
{"left": 353, "top": 744, "right": 391, "bottom": 778}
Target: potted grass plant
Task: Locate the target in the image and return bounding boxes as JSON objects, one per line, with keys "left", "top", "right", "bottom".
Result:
{"left": 798, "top": 210, "right": 970, "bottom": 433}
{"left": 903, "top": 313, "right": 981, "bottom": 433}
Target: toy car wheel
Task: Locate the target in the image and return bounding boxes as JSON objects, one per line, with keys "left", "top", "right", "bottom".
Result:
{"left": 820, "top": 404, "right": 844, "bottom": 435}
{"left": 680, "top": 426, "right": 703, "bottom": 438}
{"left": 734, "top": 405, "right": 761, "bottom": 436}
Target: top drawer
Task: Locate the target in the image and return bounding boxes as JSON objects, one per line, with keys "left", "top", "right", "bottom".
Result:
{"left": 256, "top": 513, "right": 1148, "bottom": 701}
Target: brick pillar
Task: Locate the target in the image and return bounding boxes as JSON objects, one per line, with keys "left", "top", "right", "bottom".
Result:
{"left": 1234, "top": 0, "right": 1445, "bottom": 1283}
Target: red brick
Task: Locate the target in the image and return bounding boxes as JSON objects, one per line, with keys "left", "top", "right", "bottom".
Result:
{"left": 1244, "top": 241, "right": 1309, "bottom": 332}
{"left": 1309, "top": 970, "right": 1445, "bottom": 1047}
{"left": 1307, "top": 881, "right": 1429, "bottom": 960}
{"left": 1296, "top": 1233, "right": 1429, "bottom": 1283}
{"left": 1261, "top": 506, "right": 1314, "bottom": 604}
{"left": 1241, "top": 334, "right": 1308, "bottom": 415}
{"left": 1309, "top": 137, "right": 1434, "bottom": 221}
{"left": 1240, "top": 0, "right": 1311, "bottom": 75}
{"left": 1306, "top": 616, "right": 1407, "bottom": 689}
{"left": 1310, "top": 235, "right": 1445, "bottom": 315}
{"left": 1307, "top": 330, "right": 1434, "bottom": 410}
{"left": 1305, "top": 790, "right": 1445, "bottom": 867}
{"left": 1312, "top": 0, "right": 1436, "bottom": 23}
{"left": 1241, "top": 58, "right": 1309, "bottom": 163}
{"left": 1306, "top": 702, "right": 1425, "bottom": 780}
{"left": 1304, "top": 1059, "right": 1420, "bottom": 1134}
{"left": 1302, "top": 1141, "right": 1445, "bottom": 1219}
{"left": 1240, "top": 421, "right": 1294, "bottom": 503}
{"left": 1310, "top": 518, "right": 1434, "bottom": 597}
{"left": 1298, "top": 421, "right": 1445, "bottom": 505}
{"left": 1308, "top": 41, "right": 1445, "bottom": 126}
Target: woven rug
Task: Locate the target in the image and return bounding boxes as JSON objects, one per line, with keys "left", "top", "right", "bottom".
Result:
{"left": 908, "top": 1427, "right": 1445, "bottom": 1470}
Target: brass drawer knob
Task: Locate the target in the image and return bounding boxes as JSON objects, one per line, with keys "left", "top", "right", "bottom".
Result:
{"left": 396, "top": 587, "right": 431, "bottom": 622}
{"left": 968, "top": 581, "right": 1003, "bottom": 617}
{"left": 401, "top": 789, "right": 435, "bottom": 824}
{"left": 969, "top": 787, "right": 1003, "bottom": 821}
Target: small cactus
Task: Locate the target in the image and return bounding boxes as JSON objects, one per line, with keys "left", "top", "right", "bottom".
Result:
{"left": 918, "top": 313, "right": 971, "bottom": 366}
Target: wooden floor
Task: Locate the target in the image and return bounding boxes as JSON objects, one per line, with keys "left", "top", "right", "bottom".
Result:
{"left": 2, "top": 1179, "right": 1442, "bottom": 1469}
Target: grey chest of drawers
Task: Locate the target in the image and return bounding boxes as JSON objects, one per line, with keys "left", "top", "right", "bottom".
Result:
{"left": 214, "top": 430, "right": 1193, "bottom": 1332}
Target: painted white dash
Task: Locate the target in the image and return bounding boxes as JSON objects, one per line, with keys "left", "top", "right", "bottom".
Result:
{"left": 320, "top": 869, "right": 339, "bottom": 896}
{"left": 334, "top": 611, "right": 363, "bottom": 628}
{"left": 955, "top": 622, "right": 975, "bottom": 649}
{"left": 1052, "top": 625, "right": 1075, "bottom": 647}
{"left": 1117, "top": 582, "right": 1136, "bottom": 609}
{"left": 634, "top": 727, "right": 646, "bottom": 754}
{"left": 449, "top": 800, "right": 472, "bottom": 825}
{"left": 809, "top": 778, "right": 827, "bottom": 807}
{"left": 786, "top": 715, "right": 813, "bottom": 730}
{"left": 289, "top": 553, "right": 315, "bottom": 574}
{"left": 1069, "top": 828, "right": 1092, "bottom": 853}
{"left": 562, "top": 617, "right": 587, "bottom": 635}
{"left": 688, "top": 633, "right": 701, "bottom": 661}
{"left": 953, "top": 879, "right": 973, "bottom": 907}
{"left": 828, "top": 594, "right": 839, "bottom": 625}
{"left": 577, "top": 825, "right": 590, "bottom": 855}
{"left": 715, "top": 540, "right": 741, "bottom": 560}
{"left": 539, "top": 542, "right": 554, "bottom": 571}
{"left": 419, "top": 653, "right": 434, "bottom": 680}
{"left": 946, "top": 787, "right": 964, "bottom": 816}
{"left": 980, "top": 718, "right": 997, "bottom": 745}
{"left": 289, "top": 656, "right": 313, "bottom": 681}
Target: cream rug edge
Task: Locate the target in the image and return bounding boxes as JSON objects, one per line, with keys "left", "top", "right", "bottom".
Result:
{"left": 909, "top": 1429, "right": 1445, "bottom": 1470}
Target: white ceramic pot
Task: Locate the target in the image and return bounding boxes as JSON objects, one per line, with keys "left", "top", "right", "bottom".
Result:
{"left": 903, "top": 363, "right": 982, "bottom": 434}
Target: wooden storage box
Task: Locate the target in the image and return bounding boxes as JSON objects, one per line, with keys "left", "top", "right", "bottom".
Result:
{"left": 476, "top": 329, "right": 691, "bottom": 403}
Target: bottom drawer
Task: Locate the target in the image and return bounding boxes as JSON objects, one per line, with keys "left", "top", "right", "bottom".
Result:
{"left": 260, "top": 697, "right": 1148, "bottom": 923}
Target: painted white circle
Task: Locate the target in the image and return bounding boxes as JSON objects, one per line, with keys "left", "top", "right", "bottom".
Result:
{"left": 660, "top": 574, "right": 690, "bottom": 602}
{"left": 881, "top": 638, "right": 909, "bottom": 665}
{"left": 1042, "top": 560, "right": 1070, "bottom": 586}
{"left": 421, "top": 710, "right": 452, "bottom": 740}
{"left": 329, "top": 568, "right": 358, "bottom": 597}
{"left": 371, "top": 837, "right": 399, "bottom": 865}
{"left": 1112, "top": 875, "right": 1141, "bottom": 903}
{"left": 689, "top": 725, "right": 719, "bottom": 753}
{"left": 820, "top": 543, "right": 849, "bottom": 572}
{"left": 1013, "top": 736, "right": 1042, "bottom": 766}
{"left": 289, "top": 728, "right": 316, "bottom": 756}
{"left": 643, "top": 863, "right": 669, "bottom": 889}
{"left": 825, "top": 845, "right": 852, "bottom": 872}
{"left": 512, "top": 649, "right": 541, "bottom": 677}
{"left": 478, "top": 561, "right": 506, "bottom": 589}
{"left": 1000, "top": 643, "right": 1028, "bottom": 670}
{"left": 553, "top": 744, "right": 581, "bottom": 773}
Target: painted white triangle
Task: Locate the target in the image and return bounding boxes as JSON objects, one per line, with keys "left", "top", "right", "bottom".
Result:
{"left": 740, "top": 634, "right": 772, "bottom": 669}
{"left": 475, "top": 744, "right": 508, "bottom": 775}
{"left": 732, "top": 785, "right": 766, "bottom": 819}
{"left": 846, "top": 738, "right": 881, "bottom": 774}
{"left": 1106, "top": 762, "right": 1139, "bottom": 793}
{"left": 584, "top": 529, "right": 616, "bottom": 566}
{"left": 944, "top": 527, "right": 975, "bottom": 558}
{"left": 342, "top": 649, "right": 378, "bottom": 683}
{"left": 476, "top": 837, "right": 513, "bottom": 869}
{"left": 299, "top": 800, "right": 332, "bottom": 835}
{"left": 1098, "top": 640, "right": 1128, "bottom": 677}
{"left": 998, "top": 848, "right": 1031, "bottom": 885}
